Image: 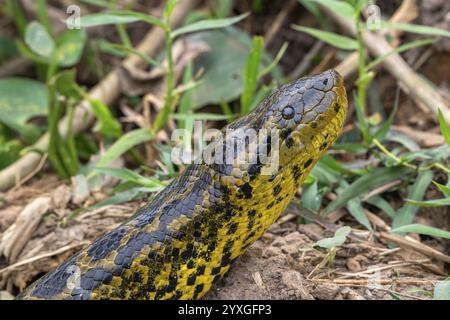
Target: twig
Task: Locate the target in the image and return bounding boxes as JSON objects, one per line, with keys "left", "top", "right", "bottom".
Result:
{"left": 377, "top": 231, "right": 450, "bottom": 264}
{"left": 0, "top": 242, "right": 89, "bottom": 275}
{"left": 0, "top": 0, "right": 200, "bottom": 191}
{"left": 10, "top": 154, "right": 48, "bottom": 192}
{"left": 289, "top": 41, "right": 325, "bottom": 80}
{"left": 264, "top": 0, "right": 297, "bottom": 47}
{"left": 312, "top": 278, "right": 438, "bottom": 286}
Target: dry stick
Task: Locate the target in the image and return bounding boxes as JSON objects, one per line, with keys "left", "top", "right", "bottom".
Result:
{"left": 378, "top": 231, "right": 450, "bottom": 264}
{"left": 0, "top": 242, "right": 89, "bottom": 275}
{"left": 321, "top": 5, "right": 450, "bottom": 122}
{"left": 364, "top": 209, "right": 450, "bottom": 264}
{"left": 0, "top": 0, "right": 200, "bottom": 191}
{"left": 312, "top": 278, "right": 438, "bottom": 286}
{"left": 263, "top": 0, "right": 297, "bottom": 47}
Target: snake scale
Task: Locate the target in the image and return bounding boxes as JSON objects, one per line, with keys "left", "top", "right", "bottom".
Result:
{"left": 18, "top": 70, "right": 347, "bottom": 300}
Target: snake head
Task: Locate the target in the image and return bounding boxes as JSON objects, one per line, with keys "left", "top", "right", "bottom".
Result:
{"left": 246, "top": 69, "right": 348, "bottom": 176}
{"left": 209, "top": 70, "right": 347, "bottom": 181}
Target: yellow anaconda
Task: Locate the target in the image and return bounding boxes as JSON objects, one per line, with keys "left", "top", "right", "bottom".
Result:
{"left": 18, "top": 70, "right": 347, "bottom": 300}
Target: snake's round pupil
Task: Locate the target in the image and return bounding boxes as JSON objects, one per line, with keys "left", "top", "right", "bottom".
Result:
{"left": 282, "top": 105, "right": 295, "bottom": 120}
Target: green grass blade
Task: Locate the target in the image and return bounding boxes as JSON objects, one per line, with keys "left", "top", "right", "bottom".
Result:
{"left": 432, "top": 181, "right": 450, "bottom": 197}
{"left": 373, "top": 87, "right": 400, "bottom": 141}
{"left": 77, "top": 11, "right": 164, "bottom": 29}
{"left": 366, "top": 195, "right": 397, "bottom": 218}
{"left": 393, "top": 170, "right": 433, "bottom": 229}
{"left": 322, "top": 166, "right": 411, "bottom": 215}
{"left": 379, "top": 20, "right": 450, "bottom": 38}
{"left": 438, "top": 108, "right": 450, "bottom": 147}
{"left": 291, "top": 25, "right": 358, "bottom": 50}
{"left": 346, "top": 197, "right": 372, "bottom": 231}
{"left": 96, "top": 128, "right": 153, "bottom": 167}
{"left": 171, "top": 13, "right": 249, "bottom": 38}
{"left": 240, "top": 36, "right": 264, "bottom": 115}
{"left": 391, "top": 224, "right": 450, "bottom": 240}
{"left": 366, "top": 38, "right": 436, "bottom": 70}
{"left": 306, "top": 0, "right": 355, "bottom": 19}
{"left": 407, "top": 198, "right": 450, "bottom": 207}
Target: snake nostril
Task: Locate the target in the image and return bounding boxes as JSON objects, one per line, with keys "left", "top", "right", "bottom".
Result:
{"left": 323, "top": 78, "right": 328, "bottom": 86}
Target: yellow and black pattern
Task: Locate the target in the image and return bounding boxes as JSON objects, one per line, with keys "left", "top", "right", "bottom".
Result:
{"left": 18, "top": 70, "right": 347, "bottom": 300}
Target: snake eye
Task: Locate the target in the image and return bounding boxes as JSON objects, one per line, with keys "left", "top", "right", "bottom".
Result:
{"left": 281, "top": 105, "right": 295, "bottom": 120}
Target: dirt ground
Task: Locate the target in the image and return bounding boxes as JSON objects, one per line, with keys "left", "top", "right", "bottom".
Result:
{"left": 0, "top": 176, "right": 446, "bottom": 300}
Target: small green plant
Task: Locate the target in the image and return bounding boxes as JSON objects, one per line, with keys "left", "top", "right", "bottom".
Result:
{"left": 301, "top": 226, "right": 351, "bottom": 277}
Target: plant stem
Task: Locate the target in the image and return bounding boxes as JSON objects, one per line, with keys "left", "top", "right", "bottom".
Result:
{"left": 355, "top": 10, "right": 366, "bottom": 116}
{"left": 373, "top": 138, "right": 416, "bottom": 170}
{"left": 152, "top": 26, "right": 175, "bottom": 133}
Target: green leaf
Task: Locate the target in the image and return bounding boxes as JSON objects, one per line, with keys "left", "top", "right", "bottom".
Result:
{"left": 298, "top": 0, "right": 326, "bottom": 26}
{"left": 0, "top": 78, "right": 48, "bottom": 130}
{"left": 333, "top": 142, "right": 368, "bottom": 154}
{"left": 178, "top": 61, "right": 194, "bottom": 129}
{"left": 172, "top": 113, "right": 233, "bottom": 121}
{"left": 24, "top": 21, "right": 55, "bottom": 58}
{"left": 310, "top": 160, "right": 340, "bottom": 185}
{"left": 164, "top": 0, "right": 178, "bottom": 21}
{"left": 434, "top": 279, "right": 450, "bottom": 300}
{"left": 53, "top": 70, "right": 80, "bottom": 98}
{"left": 301, "top": 180, "right": 321, "bottom": 213}
{"left": 90, "top": 99, "right": 122, "bottom": 138}
{"left": 90, "top": 188, "right": 144, "bottom": 209}
{"left": 96, "top": 128, "right": 153, "bottom": 167}
{"left": 433, "top": 181, "right": 450, "bottom": 197}
{"left": 393, "top": 170, "right": 433, "bottom": 229}
{"left": 212, "top": 0, "right": 234, "bottom": 18}
{"left": 347, "top": 198, "right": 372, "bottom": 231}
{"left": 353, "top": 91, "right": 370, "bottom": 144}
{"left": 366, "top": 195, "right": 397, "bottom": 218}
{"left": 322, "top": 166, "right": 411, "bottom": 215}
{"left": 306, "top": 0, "right": 355, "bottom": 19}
{"left": 379, "top": 20, "right": 450, "bottom": 38}
{"left": 391, "top": 224, "right": 450, "bottom": 240}
{"left": 77, "top": 11, "right": 164, "bottom": 29}
{"left": 385, "top": 130, "right": 420, "bottom": 152}
{"left": 373, "top": 88, "right": 399, "bottom": 141}
{"left": 407, "top": 198, "right": 450, "bottom": 207}
{"left": 366, "top": 38, "right": 436, "bottom": 70}
{"left": 0, "top": 139, "right": 22, "bottom": 170}
{"left": 79, "top": 0, "right": 110, "bottom": 7}
{"left": 240, "top": 36, "right": 264, "bottom": 115}
{"left": 37, "top": 0, "right": 52, "bottom": 36}
{"left": 438, "top": 108, "right": 450, "bottom": 147}
{"left": 259, "top": 42, "right": 288, "bottom": 79}
{"left": 95, "top": 167, "right": 166, "bottom": 190}
{"left": 319, "top": 153, "right": 361, "bottom": 176}
{"left": 171, "top": 13, "right": 249, "bottom": 38}
{"left": 97, "top": 41, "right": 160, "bottom": 67}
{"left": 55, "top": 29, "right": 87, "bottom": 67}
{"left": 315, "top": 226, "right": 351, "bottom": 249}
{"left": 291, "top": 25, "right": 358, "bottom": 50}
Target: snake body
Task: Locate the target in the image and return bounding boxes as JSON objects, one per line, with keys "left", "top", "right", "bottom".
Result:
{"left": 18, "top": 70, "right": 347, "bottom": 300}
